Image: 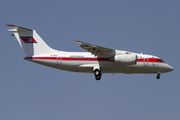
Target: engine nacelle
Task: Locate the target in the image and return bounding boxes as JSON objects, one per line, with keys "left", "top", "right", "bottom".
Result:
{"left": 113, "top": 54, "right": 137, "bottom": 65}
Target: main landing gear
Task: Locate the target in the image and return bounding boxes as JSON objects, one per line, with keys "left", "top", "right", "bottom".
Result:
{"left": 94, "top": 69, "right": 102, "bottom": 81}
{"left": 156, "top": 73, "right": 161, "bottom": 79}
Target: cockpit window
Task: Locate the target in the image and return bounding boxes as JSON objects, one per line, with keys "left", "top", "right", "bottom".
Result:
{"left": 157, "top": 59, "right": 164, "bottom": 62}
{"left": 160, "top": 59, "right": 164, "bottom": 62}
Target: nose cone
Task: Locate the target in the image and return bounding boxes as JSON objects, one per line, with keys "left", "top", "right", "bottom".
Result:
{"left": 166, "top": 64, "right": 174, "bottom": 72}
{"left": 158, "top": 63, "right": 174, "bottom": 73}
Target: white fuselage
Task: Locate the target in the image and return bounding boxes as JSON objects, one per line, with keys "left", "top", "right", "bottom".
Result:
{"left": 25, "top": 50, "right": 173, "bottom": 74}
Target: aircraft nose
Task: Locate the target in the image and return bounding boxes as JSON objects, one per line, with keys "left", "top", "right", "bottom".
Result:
{"left": 166, "top": 65, "right": 174, "bottom": 72}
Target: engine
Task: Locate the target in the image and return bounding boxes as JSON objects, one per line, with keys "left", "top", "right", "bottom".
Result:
{"left": 113, "top": 54, "right": 137, "bottom": 65}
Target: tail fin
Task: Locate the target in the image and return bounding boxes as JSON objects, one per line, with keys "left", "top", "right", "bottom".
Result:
{"left": 7, "top": 24, "right": 58, "bottom": 56}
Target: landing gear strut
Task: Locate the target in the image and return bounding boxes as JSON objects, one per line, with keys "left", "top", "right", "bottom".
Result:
{"left": 94, "top": 69, "right": 102, "bottom": 81}
{"left": 156, "top": 73, "right": 161, "bottom": 79}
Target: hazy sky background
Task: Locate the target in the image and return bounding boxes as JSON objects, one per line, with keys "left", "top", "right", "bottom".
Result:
{"left": 0, "top": 0, "right": 179, "bottom": 120}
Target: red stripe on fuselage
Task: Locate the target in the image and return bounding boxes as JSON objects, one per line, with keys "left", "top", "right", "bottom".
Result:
{"left": 137, "top": 58, "right": 164, "bottom": 63}
{"left": 25, "top": 57, "right": 57, "bottom": 60}
{"left": 24, "top": 57, "right": 110, "bottom": 61}
{"left": 24, "top": 57, "right": 164, "bottom": 63}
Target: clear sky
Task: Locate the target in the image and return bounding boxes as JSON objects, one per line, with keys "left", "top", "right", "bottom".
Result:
{"left": 0, "top": 0, "right": 179, "bottom": 120}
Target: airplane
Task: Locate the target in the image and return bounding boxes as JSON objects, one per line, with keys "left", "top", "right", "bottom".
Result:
{"left": 7, "top": 24, "right": 174, "bottom": 80}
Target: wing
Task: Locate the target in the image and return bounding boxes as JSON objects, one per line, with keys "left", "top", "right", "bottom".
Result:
{"left": 74, "top": 40, "right": 115, "bottom": 56}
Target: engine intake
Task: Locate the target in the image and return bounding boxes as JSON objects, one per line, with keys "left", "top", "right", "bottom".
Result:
{"left": 113, "top": 54, "right": 137, "bottom": 65}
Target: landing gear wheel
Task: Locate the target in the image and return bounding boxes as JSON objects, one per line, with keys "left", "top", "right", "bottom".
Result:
{"left": 94, "top": 69, "right": 100, "bottom": 76}
{"left": 94, "top": 69, "right": 102, "bottom": 81}
{"left": 156, "top": 74, "right": 161, "bottom": 79}
{"left": 95, "top": 75, "right": 101, "bottom": 81}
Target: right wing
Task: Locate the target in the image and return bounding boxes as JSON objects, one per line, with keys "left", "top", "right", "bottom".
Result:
{"left": 74, "top": 40, "right": 115, "bottom": 56}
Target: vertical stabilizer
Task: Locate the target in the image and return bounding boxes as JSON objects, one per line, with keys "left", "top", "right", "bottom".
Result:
{"left": 7, "top": 24, "right": 58, "bottom": 56}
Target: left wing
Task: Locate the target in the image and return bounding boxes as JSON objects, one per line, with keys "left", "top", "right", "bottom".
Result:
{"left": 74, "top": 40, "right": 115, "bottom": 56}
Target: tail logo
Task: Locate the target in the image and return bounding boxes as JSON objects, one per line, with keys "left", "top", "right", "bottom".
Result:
{"left": 20, "top": 36, "right": 37, "bottom": 43}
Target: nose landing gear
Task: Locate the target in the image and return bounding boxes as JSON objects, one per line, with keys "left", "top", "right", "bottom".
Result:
{"left": 156, "top": 73, "right": 161, "bottom": 79}
{"left": 94, "top": 69, "right": 102, "bottom": 81}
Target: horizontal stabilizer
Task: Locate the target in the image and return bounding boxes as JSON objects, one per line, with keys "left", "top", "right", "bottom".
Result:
{"left": 7, "top": 24, "right": 32, "bottom": 32}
